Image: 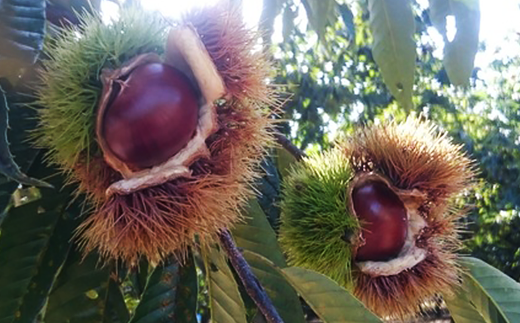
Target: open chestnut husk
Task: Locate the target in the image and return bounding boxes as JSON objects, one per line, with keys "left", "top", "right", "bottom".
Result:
{"left": 280, "top": 117, "right": 475, "bottom": 319}
{"left": 35, "top": 3, "right": 278, "bottom": 265}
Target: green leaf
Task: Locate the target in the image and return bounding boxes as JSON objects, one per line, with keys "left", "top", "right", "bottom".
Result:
{"left": 260, "top": 0, "right": 284, "bottom": 45}
{"left": 173, "top": 256, "right": 198, "bottom": 323}
{"left": 282, "top": 267, "right": 383, "bottom": 323}
{"left": 301, "top": 0, "right": 337, "bottom": 40}
{"left": 242, "top": 251, "right": 305, "bottom": 323}
{"left": 444, "top": 286, "right": 490, "bottom": 323}
{"left": 128, "top": 255, "right": 197, "bottom": 323}
{"left": 429, "top": 0, "right": 450, "bottom": 36}
{"left": 232, "top": 199, "right": 286, "bottom": 267}
{"left": 0, "top": 196, "right": 67, "bottom": 323}
{"left": 256, "top": 157, "right": 281, "bottom": 227}
{"left": 275, "top": 147, "right": 297, "bottom": 180}
{"left": 202, "top": 245, "right": 247, "bottom": 323}
{"left": 429, "top": 0, "right": 480, "bottom": 86}
{"left": 0, "top": 91, "right": 43, "bottom": 221}
{"left": 338, "top": 3, "right": 356, "bottom": 40}
{"left": 128, "top": 259, "right": 150, "bottom": 298}
{"left": 368, "top": 0, "right": 415, "bottom": 111}
{"left": 0, "top": 86, "right": 51, "bottom": 188}
{"left": 14, "top": 213, "right": 79, "bottom": 323}
{"left": 104, "top": 280, "right": 130, "bottom": 323}
{"left": 0, "top": 0, "right": 46, "bottom": 80}
{"left": 282, "top": 4, "right": 296, "bottom": 43}
{"left": 43, "top": 250, "right": 114, "bottom": 323}
{"left": 445, "top": 257, "right": 520, "bottom": 323}
{"left": 0, "top": 162, "right": 74, "bottom": 323}
{"left": 129, "top": 258, "right": 181, "bottom": 323}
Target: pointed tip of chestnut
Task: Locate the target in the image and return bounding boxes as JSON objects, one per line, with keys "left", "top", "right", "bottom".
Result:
{"left": 101, "top": 63, "right": 199, "bottom": 170}
{"left": 352, "top": 180, "right": 408, "bottom": 262}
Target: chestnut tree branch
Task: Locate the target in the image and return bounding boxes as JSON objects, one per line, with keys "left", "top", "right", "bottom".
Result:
{"left": 218, "top": 230, "right": 284, "bottom": 323}
{"left": 274, "top": 132, "right": 306, "bottom": 161}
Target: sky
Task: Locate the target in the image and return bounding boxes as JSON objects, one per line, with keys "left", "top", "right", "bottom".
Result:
{"left": 474, "top": 0, "right": 520, "bottom": 67}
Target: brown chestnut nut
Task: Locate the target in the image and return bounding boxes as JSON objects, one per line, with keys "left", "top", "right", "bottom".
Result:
{"left": 102, "top": 63, "right": 199, "bottom": 169}
{"left": 352, "top": 181, "right": 408, "bottom": 262}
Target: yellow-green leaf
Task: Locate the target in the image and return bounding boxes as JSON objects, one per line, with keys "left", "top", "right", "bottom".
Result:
{"left": 282, "top": 267, "right": 383, "bottom": 323}
{"left": 232, "top": 199, "right": 286, "bottom": 267}
{"left": 429, "top": 0, "right": 480, "bottom": 86}
{"left": 276, "top": 147, "right": 297, "bottom": 180}
{"left": 445, "top": 257, "right": 520, "bottom": 323}
{"left": 202, "top": 245, "right": 247, "bottom": 323}
{"left": 301, "top": 0, "right": 336, "bottom": 40}
{"left": 129, "top": 258, "right": 181, "bottom": 323}
{"left": 368, "top": 0, "right": 415, "bottom": 111}
{"left": 44, "top": 251, "right": 115, "bottom": 323}
{"left": 242, "top": 251, "right": 305, "bottom": 323}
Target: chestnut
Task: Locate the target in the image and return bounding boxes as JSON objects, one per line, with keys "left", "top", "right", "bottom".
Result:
{"left": 102, "top": 63, "right": 199, "bottom": 169}
{"left": 352, "top": 180, "right": 408, "bottom": 262}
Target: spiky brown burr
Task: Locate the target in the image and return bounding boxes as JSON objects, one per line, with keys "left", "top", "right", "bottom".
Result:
{"left": 36, "top": 3, "right": 279, "bottom": 265}
{"left": 280, "top": 117, "right": 475, "bottom": 320}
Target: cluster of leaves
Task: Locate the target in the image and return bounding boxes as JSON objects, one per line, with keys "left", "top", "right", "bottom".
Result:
{"left": 0, "top": 0, "right": 519, "bottom": 323}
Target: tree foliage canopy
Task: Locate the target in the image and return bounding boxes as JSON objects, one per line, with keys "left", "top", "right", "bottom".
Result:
{"left": 0, "top": 0, "right": 519, "bottom": 322}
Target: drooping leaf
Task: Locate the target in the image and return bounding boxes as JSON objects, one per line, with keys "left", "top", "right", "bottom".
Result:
{"left": 445, "top": 257, "right": 520, "bottom": 323}
{"left": 104, "top": 280, "right": 130, "bottom": 323}
{"left": 13, "top": 212, "right": 80, "bottom": 323}
{"left": 173, "top": 256, "right": 198, "bottom": 323}
{"left": 444, "top": 285, "right": 489, "bottom": 323}
{"left": 43, "top": 250, "right": 114, "bottom": 323}
{"left": 0, "top": 0, "right": 46, "bottom": 80}
{"left": 429, "top": 0, "right": 450, "bottom": 36}
{"left": 202, "top": 245, "right": 247, "bottom": 323}
{"left": 128, "top": 254, "right": 197, "bottom": 323}
{"left": 301, "top": 0, "right": 337, "bottom": 40}
{"left": 232, "top": 199, "right": 286, "bottom": 267}
{"left": 0, "top": 192, "right": 72, "bottom": 323}
{"left": 0, "top": 89, "right": 43, "bottom": 224}
{"left": 129, "top": 258, "right": 181, "bottom": 323}
{"left": 242, "top": 251, "right": 305, "bottom": 323}
{"left": 256, "top": 157, "right": 282, "bottom": 227}
{"left": 0, "top": 157, "right": 73, "bottom": 323}
{"left": 429, "top": 0, "right": 480, "bottom": 86}
{"left": 282, "top": 4, "right": 296, "bottom": 43}
{"left": 368, "top": 0, "right": 415, "bottom": 111}
{"left": 260, "top": 0, "right": 284, "bottom": 46}
{"left": 0, "top": 86, "right": 51, "bottom": 189}
{"left": 128, "top": 259, "right": 150, "bottom": 298}
{"left": 338, "top": 3, "right": 355, "bottom": 40}
{"left": 282, "top": 267, "right": 383, "bottom": 323}
{"left": 275, "top": 147, "right": 297, "bottom": 180}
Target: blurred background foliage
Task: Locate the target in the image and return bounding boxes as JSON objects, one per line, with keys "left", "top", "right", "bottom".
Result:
{"left": 259, "top": 0, "right": 520, "bottom": 281}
